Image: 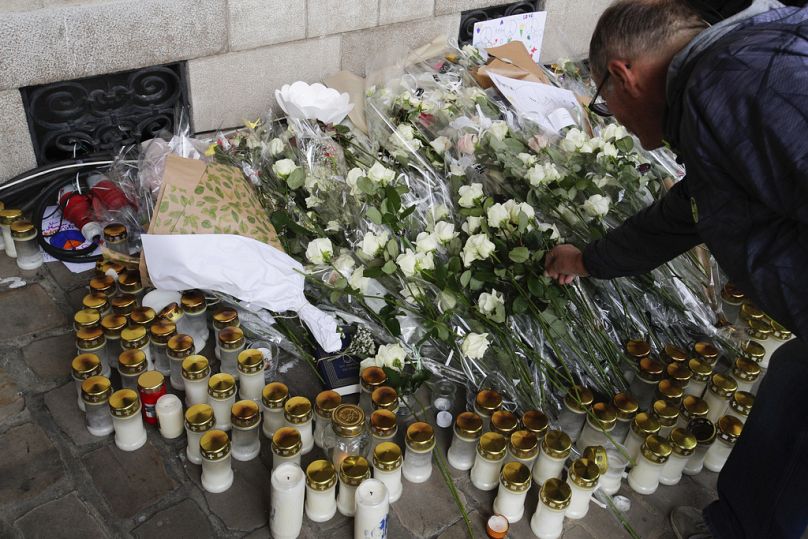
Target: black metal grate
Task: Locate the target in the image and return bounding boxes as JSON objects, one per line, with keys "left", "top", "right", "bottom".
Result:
{"left": 20, "top": 63, "right": 190, "bottom": 165}
{"left": 458, "top": 1, "right": 544, "bottom": 44}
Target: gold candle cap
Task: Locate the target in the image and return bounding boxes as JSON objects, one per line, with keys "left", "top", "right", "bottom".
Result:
{"left": 716, "top": 415, "right": 743, "bottom": 444}
{"left": 103, "top": 223, "right": 127, "bottom": 241}
{"left": 130, "top": 306, "right": 156, "bottom": 327}
{"left": 657, "top": 380, "right": 684, "bottom": 405}
{"left": 149, "top": 319, "right": 177, "bottom": 345}
{"left": 137, "top": 371, "right": 165, "bottom": 393}
{"left": 582, "top": 446, "right": 609, "bottom": 475}
{"left": 118, "top": 349, "right": 147, "bottom": 375}
{"left": 631, "top": 412, "right": 661, "bottom": 437}
{"left": 261, "top": 382, "right": 289, "bottom": 408}
{"left": 121, "top": 326, "right": 148, "bottom": 349}
{"left": 339, "top": 456, "right": 370, "bottom": 486}
{"left": 709, "top": 373, "right": 738, "bottom": 398}
{"left": 158, "top": 302, "right": 183, "bottom": 324}
{"left": 208, "top": 373, "right": 236, "bottom": 399}
{"left": 491, "top": 410, "right": 519, "bottom": 437}
{"left": 82, "top": 292, "right": 109, "bottom": 314}
{"left": 746, "top": 319, "right": 772, "bottom": 341}
{"left": 405, "top": 422, "right": 435, "bottom": 452}
{"left": 231, "top": 399, "right": 260, "bottom": 429}
{"left": 475, "top": 389, "right": 503, "bottom": 416}
{"left": 81, "top": 375, "right": 112, "bottom": 403}
{"left": 652, "top": 400, "right": 679, "bottom": 427}
{"left": 666, "top": 362, "right": 693, "bottom": 385}
{"left": 668, "top": 427, "right": 698, "bottom": 456}
{"left": 185, "top": 404, "right": 215, "bottom": 432}
{"left": 741, "top": 340, "right": 765, "bottom": 362}
{"left": 478, "top": 431, "right": 507, "bottom": 461}
{"left": 770, "top": 319, "right": 792, "bottom": 341}
{"left": 371, "top": 386, "right": 399, "bottom": 411}
{"left": 74, "top": 309, "right": 101, "bottom": 331}
{"left": 10, "top": 219, "right": 35, "bottom": 238}
{"left": 284, "top": 396, "right": 312, "bottom": 424}
{"left": 360, "top": 366, "right": 387, "bottom": 391}
{"left": 0, "top": 208, "right": 22, "bottom": 225}
{"left": 563, "top": 385, "right": 594, "bottom": 413}
{"left": 688, "top": 418, "right": 717, "bottom": 445}
{"left": 730, "top": 391, "right": 755, "bottom": 416}
{"left": 521, "top": 409, "right": 549, "bottom": 436}
{"left": 373, "top": 442, "right": 403, "bottom": 471}
{"left": 662, "top": 344, "right": 688, "bottom": 363}
{"left": 612, "top": 392, "right": 639, "bottom": 421}
{"left": 508, "top": 430, "right": 538, "bottom": 459}
{"left": 315, "top": 390, "right": 342, "bottom": 419}
{"left": 688, "top": 357, "right": 713, "bottom": 382}
{"left": 721, "top": 283, "right": 745, "bottom": 303}
{"left": 641, "top": 434, "right": 672, "bottom": 463}
{"left": 218, "top": 326, "right": 245, "bottom": 350}
{"left": 272, "top": 427, "right": 302, "bottom": 456}
{"left": 455, "top": 411, "right": 483, "bottom": 439}
{"left": 212, "top": 307, "right": 239, "bottom": 329}
{"left": 732, "top": 357, "right": 761, "bottom": 381}
{"left": 569, "top": 458, "right": 600, "bottom": 488}
{"left": 180, "top": 290, "right": 206, "bottom": 314}
{"left": 625, "top": 339, "right": 651, "bottom": 359}
{"left": 587, "top": 402, "right": 617, "bottom": 430}
{"left": 237, "top": 349, "right": 264, "bottom": 374}
{"left": 370, "top": 409, "right": 398, "bottom": 436}
{"left": 71, "top": 353, "right": 101, "bottom": 380}
{"left": 541, "top": 430, "right": 572, "bottom": 459}
{"left": 331, "top": 404, "right": 365, "bottom": 437}
{"left": 182, "top": 355, "right": 210, "bottom": 380}
{"left": 540, "top": 478, "right": 572, "bottom": 510}
{"left": 118, "top": 270, "right": 143, "bottom": 294}
{"left": 200, "top": 430, "right": 231, "bottom": 461}
{"left": 109, "top": 388, "right": 141, "bottom": 417}
{"left": 76, "top": 327, "right": 105, "bottom": 349}
{"left": 110, "top": 294, "right": 136, "bottom": 316}
{"left": 167, "top": 334, "right": 194, "bottom": 358}
{"left": 740, "top": 303, "right": 765, "bottom": 321}
{"left": 101, "top": 314, "right": 127, "bottom": 338}
{"left": 95, "top": 260, "right": 125, "bottom": 277}
{"left": 694, "top": 341, "right": 720, "bottom": 363}
{"left": 500, "top": 461, "right": 532, "bottom": 492}
{"left": 638, "top": 356, "right": 665, "bottom": 382}
{"left": 89, "top": 275, "right": 115, "bottom": 297}
{"left": 681, "top": 395, "right": 709, "bottom": 420}
{"left": 306, "top": 460, "right": 337, "bottom": 491}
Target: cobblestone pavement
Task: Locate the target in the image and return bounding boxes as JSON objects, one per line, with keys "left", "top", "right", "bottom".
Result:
{"left": 0, "top": 255, "right": 722, "bottom": 539}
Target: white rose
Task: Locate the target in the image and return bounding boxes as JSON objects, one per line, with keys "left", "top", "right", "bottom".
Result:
{"left": 374, "top": 343, "right": 407, "bottom": 371}
{"left": 430, "top": 136, "right": 452, "bottom": 155}
{"left": 488, "top": 120, "right": 509, "bottom": 141}
{"left": 349, "top": 266, "right": 370, "bottom": 293}
{"left": 478, "top": 290, "right": 506, "bottom": 323}
{"left": 461, "top": 332, "right": 490, "bottom": 359}
{"left": 430, "top": 204, "right": 450, "bottom": 223}
{"left": 458, "top": 183, "right": 484, "bottom": 208}
{"left": 518, "top": 153, "right": 537, "bottom": 167}
{"left": 582, "top": 194, "right": 612, "bottom": 219}
{"left": 537, "top": 222, "right": 561, "bottom": 241}
{"left": 305, "top": 195, "right": 322, "bottom": 209}
{"left": 401, "top": 282, "right": 426, "bottom": 305}
{"left": 602, "top": 124, "right": 628, "bottom": 141}
{"left": 416, "top": 250, "right": 435, "bottom": 272}
{"left": 346, "top": 167, "right": 364, "bottom": 196}
{"left": 543, "top": 163, "right": 562, "bottom": 182}
{"left": 433, "top": 221, "right": 458, "bottom": 244}
{"left": 305, "top": 238, "right": 333, "bottom": 265}
{"left": 396, "top": 249, "right": 418, "bottom": 277}
{"left": 332, "top": 252, "right": 355, "bottom": 275}
{"left": 462, "top": 216, "right": 484, "bottom": 235}
{"left": 526, "top": 164, "right": 548, "bottom": 187}
{"left": 415, "top": 232, "right": 439, "bottom": 254}
{"left": 361, "top": 230, "right": 389, "bottom": 259}
{"left": 599, "top": 142, "right": 618, "bottom": 159}
{"left": 486, "top": 203, "right": 510, "bottom": 229}
{"left": 462, "top": 233, "right": 496, "bottom": 267}
{"left": 272, "top": 158, "right": 298, "bottom": 177}
{"left": 509, "top": 201, "right": 535, "bottom": 223}
{"left": 396, "top": 124, "right": 416, "bottom": 141}
{"left": 367, "top": 162, "right": 395, "bottom": 185}
{"left": 325, "top": 220, "right": 341, "bottom": 232}
{"left": 579, "top": 142, "right": 594, "bottom": 154}
{"left": 589, "top": 136, "right": 605, "bottom": 150}
{"left": 268, "top": 137, "right": 285, "bottom": 157}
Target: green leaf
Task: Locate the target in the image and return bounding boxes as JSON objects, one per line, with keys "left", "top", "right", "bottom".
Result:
{"left": 357, "top": 176, "right": 377, "bottom": 195}
{"left": 616, "top": 136, "right": 634, "bottom": 153}
{"left": 448, "top": 256, "right": 461, "bottom": 274}
{"left": 400, "top": 205, "right": 416, "bottom": 219}
{"left": 504, "top": 137, "right": 526, "bottom": 153}
{"left": 385, "top": 186, "right": 401, "bottom": 212}
{"left": 329, "top": 290, "right": 342, "bottom": 303}
{"left": 287, "top": 168, "right": 305, "bottom": 190}
{"left": 194, "top": 185, "right": 205, "bottom": 195}
{"left": 382, "top": 260, "right": 397, "bottom": 274}
{"left": 509, "top": 247, "right": 530, "bottom": 263}
{"left": 367, "top": 207, "right": 382, "bottom": 225}
{"left": 460, "top": 270, "right": 472, "bottom": 288}
{"left": 384, "top": 317, "right": 401, "bottom": 337}
{"left": 435, "top": 263, "right": 448, "bottom": 288}
{"left": 363, "top": 266, "right": 384, "bottom": 278}
{"left": 512, "top": 295, "right": 529, "bottom": 314}
{"left": 437, "top": 324, "right": 450, "bottom": 341}
{"left": 386, "top": 239, "right": 399, "bottom": 258}
{"left": 528, "top": 276, "right": 544, "bottom": 297}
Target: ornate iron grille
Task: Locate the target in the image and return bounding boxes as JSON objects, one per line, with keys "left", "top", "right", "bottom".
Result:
{"left": 21, "top": 63, "right": 190, "bottom": 165}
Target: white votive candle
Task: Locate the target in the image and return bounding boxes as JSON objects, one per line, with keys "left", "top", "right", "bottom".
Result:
{"left": 355, "top": 479, "right": 389, "bottom": 539}
{"left": 208, "top": 373, "right": 236, "bottom": 431}
{"left": 156, "top": 394, "right": 184, "bottom": 439}
{"left": 373, "top": 442, "right": 403, "bottom": 504}
{"left": 167, "top": 333, "right": 194, "bottom": 392}
{"left": 530, "top": 477, "right": 572, "bottom": 539}
{"left": 471, "top": 432, "right": 507, "bottom": 491}
{"left": 109, "top": 389, "right": 148, "bottom": 451}
{"left": 181, "top": 355, "right": 210, "bottom": 407}
{"left": 305, "top": 459, "right": 338, "bottom": 523}
{"left": 627, "top": 435, "right": 671, "bottom": 495}
{"left": 447, "top": 411, "right": 483, "bottom": 471}
{"left": 118, "top": 349, "right": 147, "bottom": 391}
{"left": 185, "top": 404, "right": 214, "bottom": 465}
{"left": 218, "top": 326, "right": 246, "bottom": 377}
{"left": 565, "top": 458, "right": 600, "bottom": 520}
{"left": 493, "top": 462, "right": 532, "bottom": 523}
{"left": 370, "top": 409, "right": 398, "bottom": 457}
{"left": 261, "top": 382, "right": 289, "bottom": 438}
{"left": 314, "top": 390, "right": 342, "bottom": 450}
{"left": 704, "top": 415, "right": 743, "bottom": 473}
{"left": 532, "top": 430, "right": 571, "bottom": 486}
{"left": 237, "top": 349, "right": 266, "bottom": 402}
{"left": 473, "top": 389, "right": 503, "bottom": 432}
{"left": 506, "top": 430, "right": 539, "bottom": 469}
{"left": 660, "top": 428, "right": 697, "bottom": 486}
{"left": 623, "top": 412, "right": 660, "bottom": 464}
{"left": 338, "top": 456, "right": 371, "bottom": 517}
{"left": 703, "top": 374, "right": 737, "bottom": 425}
{"left": 284, "top": 396, "right": 314, "bottom": 455}
{"left": 81, "top": 375, "right": 113, "bottom": 436}
{"left": 598, "top": 448, "right": 629, "bottom": 495}
{"left": 272, "top": 427, "right": 302, "bottom": 471}
{"left": 402, "top": 422, "right": 435, "bottom": 484}
{"left": 72, "top": 354, "right": 102, "bottom": 412}
{"left": 76, "top": 327, "right": 111, "bottom": 378}
{"left": 149, "top": 319, "right": 176, "bottom": 377}
{"left": 201, "top": 429, "right": 234, "bottom": 493}
{"left": 231, "top": 400, "right": 261, "bottom": 462}
{"left": 270, "top": 462, "right": 305, "bottom": 539}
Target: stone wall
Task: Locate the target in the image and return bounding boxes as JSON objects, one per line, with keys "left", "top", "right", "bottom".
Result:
{"left": 0, "top": 0, "right": 612, "bottom": 182}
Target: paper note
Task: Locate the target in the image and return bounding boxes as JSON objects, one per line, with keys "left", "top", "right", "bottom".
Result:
{"left": 41, "top": 205, "right": 99, "bottom": 272}
{"left": 488, "top": 72, "right": 580, "bottom": 135}
{"left": 473, "top": 11, "right": 547, "bottom": 63}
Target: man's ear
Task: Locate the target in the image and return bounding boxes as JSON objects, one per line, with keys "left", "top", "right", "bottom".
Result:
{"left": 607, "top": 59, "right": 641, "bottom": 98}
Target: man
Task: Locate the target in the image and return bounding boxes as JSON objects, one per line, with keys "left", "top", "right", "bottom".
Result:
{"left": 544, "top": 0, "right": 808, "bottom": 538}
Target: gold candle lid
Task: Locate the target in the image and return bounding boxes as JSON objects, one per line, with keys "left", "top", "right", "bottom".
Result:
{"left": 82, "top": 292, "right": 109, "bottom": 314}
{"left": 587, "top": 402, "right": 617, "bottom": 430}
{"left": 208, "top": 373, "right": 236, "bottom": 399}
{"left": 569, "top": 458, "right": 600, "bottom": 489}
{"left": 315, "top": 390, "right": 342, "bottom": 419}
{"left": 740, "top": 340, "right": 765, "bottom": 362}
{"left": 180, "top": 290, "right": 206, "bottom": 314}
{"left": 71, "top": 353, "right": 101, "bottom": 380}
{"left": 95, "top": 259, "right": 125, "bottom": 277}
{"left": 231, "top": 399, "right": 260, "bottom": 428}
{"left": 339, "top": 455, "right": 370, "bottom": 486}
{"left": 101, "top": 314, "right": 127, "bottom": 338}
{"left": 371, "top": 386, "right": 399, "bottom": 411}
{"left": 475, "top": 389, "right": 503, "bottom": 416}
{"left": 770, "top": 319, "right": 792, "bottom": 341}
{"left": 540, "top": 478, "right": 572, "bottom": 510}
{"left": 563, "top": 385, "right": 594, "bottom": 413}
{"left": 137, "top": 371, "right": 165, "bottom": 393}
{"left": 121, "top": 326, "right": 148, "bottom": 349}
{"left": 76, "top": 327, "right": 105, "bottom": 349}
{"left": 74, "top": 309, "right": 101, "bottom": 331}
{"left": 508, "top": 430, "right": 538, "bottom": 459}
{"left": 167, "top": 334, "right": 194, "bottom": 358}
{"left": 681, "top": 395, "right": 709, "bottom": 420}
{"left": 521, "top": 409, "right": 548, "bottom": 436}
{"left": 729, "top": 391, "right": 755, "bottom": 416}
{"left": 81, "top": 375, "right": 112, "bottom": 403}
{"left": 89, "top": 275, "right": 115, "bottom": 297}
{"left": 708, "top": 373, "right": 738, "bottom": 398}
{"left": 746, "top": 319, "right": 772, "bottom": 341}
{"left": 10, "top": 219, "right": 35, "bottom": 238}
{"left": 641, "top": 434, "right": 672, "bottom": 464}
{"left": 130, "top": 306, "right": 156, "bottom": 327}
{"left": 200, "top": 429, "right": 231, "bottom": 461}
{"left": 455, "top": 411, "right": 483, "bottom": 439}
{"left": 373, "top": 442, "right": 402, "bottom": 471}
{"left": 261, "top": 382, "right": 289, "bottom": 408}
{"left": 666, "top": 362, "right": 692, "bottom": 385}
{"left": 689, "top": 418, "right": 717, "bottom": 445}
{"left": 360, "top": 366, "right": 387, "bottom": 392}
{"left": 740, "top": 303, "right": 765, "bottom": 321}
{"left": 212, "top": 307, "right": 239, "bottom": 329}
{"left": 370, "top": 409, "right": 397, "bottom": 437}
{"left": 732, "top": 357, "right": 760, "bottom": 381}
{"left": 406, "top": 422, "right": 435, "bottom": 452}
{"left": 109, "top": 388, "right": 140, "bottom": 417}
{"left": 103, "top": 223, "right": 127, "bottom": 241}
{"left": 662, "top": 344, "right": 688, "bottom": 363}
{"left": 284, "top": 396, "right": 312, "bottom": 424}
{"left": 331, "top": 404, "right": 365, "bottom": 437}
{"left": 500, "top": 461, "right": 532, "bottom": 492}
{"left": 721, "top": 283, "right": 745, "bottom": 303}
{"left": 478, "top": 431, "right": 507, "bottom": 460}
{"left": 668, "top": 427, "right": 698, "bottom": 456}
{"left": 118, "top": 270, "right": 143, "bottom": 294}
{"left": 716, "top": 415, "right": 743, "bottom": 444}
{"left": 631, "top": 412, "right": 660, "bottom": 437}
{"left": 185, "top": 404, "right": 215, "bottom": 432}
{"left": 694, "top": 341, "right": 719, "bottom": 363}
{"left": 612, "top": 392, "right": 639, "bottom": 421}
{"left": 652, "top": 400, "right": 679, "bottom": 427}
{"left": 582, "top": 445, "right": 609, "bottom": 475}
{"left": 149, "top": 319, "right": 177, "bottom": 345}
{"left": 0, "top": 208, "right": 22, "bottom": 225}
{"left": 625, "top": 339, "right": 651, "bottom": 359}
{"left": 182, "top": 355, "right": 210, "bottom": 380}
{"left": 688, "top": 357, "right": 713, "bottom": 382}
{"left": 118, "top": 349, "right": 147, "bottom": 375}
{"left": 237, "top": 349, "right": 264, "bottom": 374}
{"left": 272, "top": 427, "right": 302, "bottom": 456}
{"left": 541, "top": 430, "right": 572, "bottom": 459}
{"left": 490, "top": 410, "right": 519, "bottom": 437}
{"left": 110, "top": 294, "right": 136, "bottom": 316}
{"left": 638, "top": 356, "right": 665, "bottom": 382}
{"left": 306, "top": 459, "right": 337, "bottom": 490}
{"left": 656, "top": 380, "right": 684, "bottom": 405}
{"left": 158, "top": 302, "right": 184, "bottom": 324}
{"left": 218, "top": 326, "right": 245, "bottom": 350}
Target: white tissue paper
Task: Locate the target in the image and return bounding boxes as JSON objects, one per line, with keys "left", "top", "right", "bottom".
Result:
{"left": 275, "top": 81, "right": 354, "bottom": 125}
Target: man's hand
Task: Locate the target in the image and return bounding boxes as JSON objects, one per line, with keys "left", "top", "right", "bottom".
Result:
{"left": 545, "top": 244, "right": 589, "bottom": 285}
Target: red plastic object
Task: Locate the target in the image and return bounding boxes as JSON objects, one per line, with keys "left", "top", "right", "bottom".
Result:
{"left": 90, "top": 179, "right": 131, "bottom": 211}
{"left": 59, "top": 190, "right": 95, "bottom": 230}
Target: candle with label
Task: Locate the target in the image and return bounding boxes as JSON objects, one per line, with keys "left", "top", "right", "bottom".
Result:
{"left": 354, "top": 479, "right": 389, "bottom": 539}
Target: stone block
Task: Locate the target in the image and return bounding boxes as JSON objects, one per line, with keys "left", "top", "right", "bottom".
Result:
{"left": 188, "top": 37, "right": 341, "bottom": 132}
{"left": 276, "top": 355, "right": 326, "bottom": 401}
{"left": 307, "top": 0, "right": 378, "bottom": 37}
{"left": 0, "top": 251, "right": 23, "bottom": 278}
{"left": 340, "top": 14, "right": 461, "bottom": 77}
{"left": 541, "top": 0, "right": 612, "bottom": 63}
{"left": 576, "top": 484, "right": 667, "bottom": 539}
{"left": 390, "top": 464, "right": 467, "bottom": 536}
{"left": 44, "top": 381, "right": 101, "bottom": 446}
{"left": 640, "top": 476, "right": 717, "bottom": 520}
{"left": 380, "top": 0, "right": 435, "bottom": 25}
{"left": 0, "top": 89, "right": 37, "bottom": 184}
{"left": 0, "top": 0, "right": 44, "bottom": 13}
{"left": 0, "top": 367, "right": 25, "bottom": 423}
{"left": 0, "top": 0, "right": 227, "bottom": 91}
{"left": 83, "top": 442, "right": 178, "bottom": 518}
{"left": 45, "top": 262, "right": 93, "bottom": 293}
{"left": 434, "top": 0, "right": 505, "bottom": 15}
{"left": 22, "top": 332, "right": 75, "bottom": 382}
{"left": 0, "top": 423, "right": 66, "bottom": 504}
{"left": 133, "top": 498, "right": 214, "bottom": 538}
{"left": 0, "top": 283, "right": 67, "bottom": 340}
{"left": 228, "top": 0, "right": 306, "bottom": 52}
{"left": 203, "top": 457, "right": 269, "bottom": 532}
{"left": 14, "top": 492, "right": 108, "bottom": 538}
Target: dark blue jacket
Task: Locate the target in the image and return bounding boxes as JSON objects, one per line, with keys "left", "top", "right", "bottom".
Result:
{"left": 583, "top": 5, "right": 808, "bottom": 340}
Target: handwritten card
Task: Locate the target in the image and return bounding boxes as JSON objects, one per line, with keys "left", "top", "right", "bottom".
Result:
{"left": 472, "top": 11, "right": 547, "bottom": 64}
{"left": 488, "top": 72, "right": 580, "bottom": 135}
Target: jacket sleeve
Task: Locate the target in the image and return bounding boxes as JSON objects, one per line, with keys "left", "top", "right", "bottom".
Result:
{"left": 582, "top": 178, "right": 702, "bottom": 279}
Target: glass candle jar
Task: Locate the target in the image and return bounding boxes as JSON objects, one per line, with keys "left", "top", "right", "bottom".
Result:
{"left": 627, "top": 434, "right": 672, "bottom": 495}
{"left": 732, "top": 357, "right": 761, "bottom": 394}
{"left": 659, "top": 428, "right": 697, "bottom": 486}
{"left": 156, "top": 394, "right": 184, "bottom": 439}
{"left": 370, "top": 409, "right": 398, "bottom": 457}
{"left": 72, "top": 353, "right": 102, "bottom": 412}
{"left": 402, "top": 422, "right": 435, "bottom": 483}
{"left": 237, "top": 349, "right": 265, "bottom": 402}
{"left": 212, "top": 307, "right": 240, "bottom": 358}
{"left": 704, "top": 415, "right": 744, "bottom": 473}
{"left": 506, "top": 430, "right": 540, "bottom": 468}
{"left": 129, "top": 306, "right": 156, "bottom": 329}
{"left": 167, "top": 334, "right": 194, "bottom": 391}
{"left": 325, "top": 404, "right": 370, "bottom": 469}
{"left": 704, "top": 373, "right": 738, "bottom": 424}
{"left": 81, "top": 375, "right": 114, "bottom": 436}
{"left": 727, "top": 391, "right": 754, "bottom": 425}
{"left": 557, "top": 385, "right": 594, "bottom": 443}
{"left": 355, "top": 479, "right": 390, "bottom": 539}
{"left": 180, "top": 290, "right": 208, "bottom": 346}
{"left": 628, "top": 357, "right": 665, "bottom": 411}
{"left": 149, "top": 319, "right": 177, "bottom": 377}
{"left": 121, "top": 326, "right": 153, "bottom": 371}
{"left": 261, "top": 382, "right": 289, "bottom": 438}
{"left": 111, "top": 294, "right": 137, "bottom": 319}
{"left": 662, "top": 343, "right": 688, "bottom": 364}
{"left": 200, "top": 429, "right": 234, "bottom": 493}
{"left": 218, "top": 326, "right": 246, "bottom": 377}
{"left": 521, "top": 409, "right": 549, "bottom": 439}
{"left": 208, "top": 373, "right": 236, "bottom": 431}
{"left": 473, "top": 389, "right": 503, "bottom": 433}
{"left": 575, "top": 402, "right": 617, "bottom": 452}
{"left": 694, "top": 341, "right": 720, "bottom": 366}
{"left": 685, "top": 357, "right": 712, "bottom": 397}
{"left": 83, "top": 292, "right": 111, "bottom": 318}
{"left": 95, "top": 259, "right": 124, "bottom": 278}
{"left": 565, "top": 458, "right": 600, "bottom": 519}
{"left": 270, "top": 462, "right": 305, "bottom": 539}
{"left": 623, "top": 412, "right": 660, "bottom": 464}
{"left": 118, "top": 350, "right": 147, "bottom": 391}
{"left": 89, "top": 275, "right": 116, "bottom": 298}
{"left": 493, "top": 462, "right": 532, "bottom": 523}
{"left": 76, "top": 327, "right": 110, "bottom": 378}
{"left": 530, "top": 477, "right": 572, "bottom": 539}
{"left": 314, "top": 390, "right": 342, "bottom": 450}
{"left": 272, "top": 427, "right": 302, "bottom": 470}
{"left": 598, "top": 448, "right": 629, "bottom": 496}
{"left": 231, "top": 399, "right": 261, "bottom": 461}
{"left": 285, "top": 396, "right": 314, "bottom": 455}
{"left": 109, "top": 389, "right": 148, "bottom": 451}
{"left": 656, "top": 380, "right": 684, "bottom": 408}
{"left": 683, "top": 418, "right": 717, "bottom": 476}
{"left": 371, "top": 386, "right": 399, "bottom": 415}
{"left": 181, "top": 355, "right": 211, "bottom": 407}
{"left": 185, "top": 403, "right": 214, "bottom": 465}
{"left": 305, "top": 459, "right": 338, "bottom": 522}
{"left": 337, "top": 455, "right": 371, "bottom": 517}
{"left": 677, "top": 395, "right": 710, "bottom": 430}
{"left": 491, "top": 410, "right": 519, "bottom": 439}
{"left": 611, "top": 392, "right": 639, "bottom": 442}
{"left": 103, "top": 223, "right": 129, "bottom": 255}
{"left": 359, "top": 366, "right": 388, "bottom": 419}
{"left": 666, "top": 361, "right": 692, "bottom": 392}
{"left": 118, "top": 270, "right": 144, "bottom": 303}
{"left": 720, "top": 283, "right": 746, "bottom": 324}
{"left": 0, "top": 208, "right": 22, "bottom": 258}
{"left": 447, "top": 411, "right": 483, "bottom": 471}
{"left": 651, "top": 399, "right": 680, "bottom": 439}
{"left": 532, "top": 430, "right": 572, "bottom": 486}
{"left": 74, "top": 309, "right": 101, "bottom": 332}
{"left": 101, "top": 314, "right": 127, "bottom": 369}
{"left": 471, "top": 431, "right": 507, "bottom": 491}
{"left": 137, "top": 371, "right": 166, "bottom": 425}
{"left": 373, "top": 442, "right": 403, "bottom": 503}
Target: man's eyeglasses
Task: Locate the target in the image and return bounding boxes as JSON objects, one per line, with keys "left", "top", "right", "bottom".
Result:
{"left": 588, "top": 72, "right": 613, "bottom": 117}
